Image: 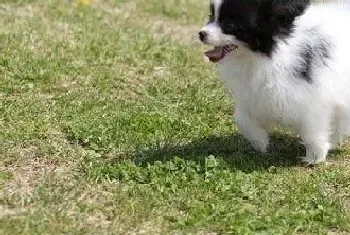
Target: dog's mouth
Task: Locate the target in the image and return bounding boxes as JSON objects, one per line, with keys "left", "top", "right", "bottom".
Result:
{"left": 204, "top": 45, "right": 238, "bottom": 63}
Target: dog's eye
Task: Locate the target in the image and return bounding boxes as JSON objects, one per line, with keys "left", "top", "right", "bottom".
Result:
{"left": 219, "top": 20, "right": 237, "bottom": 34}
{"left": 220, "top": 20, "right": 234, "bottom": 28}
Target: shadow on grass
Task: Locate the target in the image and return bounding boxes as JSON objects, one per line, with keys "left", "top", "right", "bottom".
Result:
{"left": 132, "top": 132, "right": 306, "bottom": 172}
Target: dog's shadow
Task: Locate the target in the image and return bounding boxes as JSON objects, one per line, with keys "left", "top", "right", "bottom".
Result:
{"left": 132, "top": 132, "right": 314, "bottom": 172}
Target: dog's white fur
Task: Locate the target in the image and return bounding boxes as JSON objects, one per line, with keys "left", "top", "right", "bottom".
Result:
{"left": 201, "top": 1, "right": 350, "bottom": 164}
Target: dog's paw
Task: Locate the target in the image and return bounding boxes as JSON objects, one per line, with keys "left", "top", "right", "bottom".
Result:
{"left": 251, "top": 141, "right": 268, "bottom": 154}
{"left": 300, "top": 156, "right": 327, "bottom": 166}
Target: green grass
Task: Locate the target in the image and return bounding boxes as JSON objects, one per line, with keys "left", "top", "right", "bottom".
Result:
{"left": 1, "top": 0, "right": 350, "bottom": 234}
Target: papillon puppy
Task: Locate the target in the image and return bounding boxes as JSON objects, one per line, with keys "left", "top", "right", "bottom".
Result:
{"left": 199, "top": 0, "right": 350, "bottom": 164}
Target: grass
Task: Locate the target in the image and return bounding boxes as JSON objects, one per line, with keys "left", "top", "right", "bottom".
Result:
{"left": 1, "top": 0, "right": 350, "bottom": 234}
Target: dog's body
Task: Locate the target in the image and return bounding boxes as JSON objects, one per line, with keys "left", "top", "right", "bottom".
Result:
{"left": 199, "top": 0, "right": 350, "bottom": 164}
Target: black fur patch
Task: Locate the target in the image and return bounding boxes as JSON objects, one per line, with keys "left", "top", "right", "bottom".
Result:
{"left": 295, "top": 30, "right": 331, "bottom": 83}
{"left": 299, "top": 44, "right": 313, "bottom": 83}
{"left": 216, "top": 0, "right": 311, "bottom": 56}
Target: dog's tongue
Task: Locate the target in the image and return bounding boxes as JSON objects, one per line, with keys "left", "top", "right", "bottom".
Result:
{"left": 205, "top": 46, "right": 226, "bottom": 63}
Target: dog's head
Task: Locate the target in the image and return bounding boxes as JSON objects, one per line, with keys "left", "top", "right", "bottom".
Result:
{"left": 199, "top": 0, "right": 310, "bottom": 62}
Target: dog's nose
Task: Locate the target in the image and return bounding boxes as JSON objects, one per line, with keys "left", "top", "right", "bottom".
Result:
{"left": 198, "top": 31, "right": 207, "bottom": 42}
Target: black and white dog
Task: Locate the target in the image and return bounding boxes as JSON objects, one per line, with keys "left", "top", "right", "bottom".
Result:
{"left": 199, "top": 0, "right": 350, "bottom": 164}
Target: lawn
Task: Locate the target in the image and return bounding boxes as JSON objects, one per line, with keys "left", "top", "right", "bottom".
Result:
{"left": 1, "top": 0, "right": 350, "bottom": 234}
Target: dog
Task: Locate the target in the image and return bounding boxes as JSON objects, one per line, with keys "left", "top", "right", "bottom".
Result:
{"left": 199, "top": 0, "right": 350, "bottom": 164}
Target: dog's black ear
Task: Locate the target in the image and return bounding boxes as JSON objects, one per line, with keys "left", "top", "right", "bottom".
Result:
{"left": 272, "top": 0, "right": 310, "bottom": 16}
{"left": 260, "top": 0, "right": 311, "bottom": 36}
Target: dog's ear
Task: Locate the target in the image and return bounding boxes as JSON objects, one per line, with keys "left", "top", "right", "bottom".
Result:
{"left": 272, "top": 0, "right": 310, "bottom": 16}
{"left": 259, "top": 0, "right": 311, "bottom": 36}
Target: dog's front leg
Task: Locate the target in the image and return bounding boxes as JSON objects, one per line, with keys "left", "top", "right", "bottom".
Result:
{"left": 235, "top": 110, "right": 269, "bottom": 153}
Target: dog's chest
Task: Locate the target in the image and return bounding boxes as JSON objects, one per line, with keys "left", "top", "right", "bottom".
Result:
{"left": 218, "top": 60, "right": 297, "bottom": 124}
